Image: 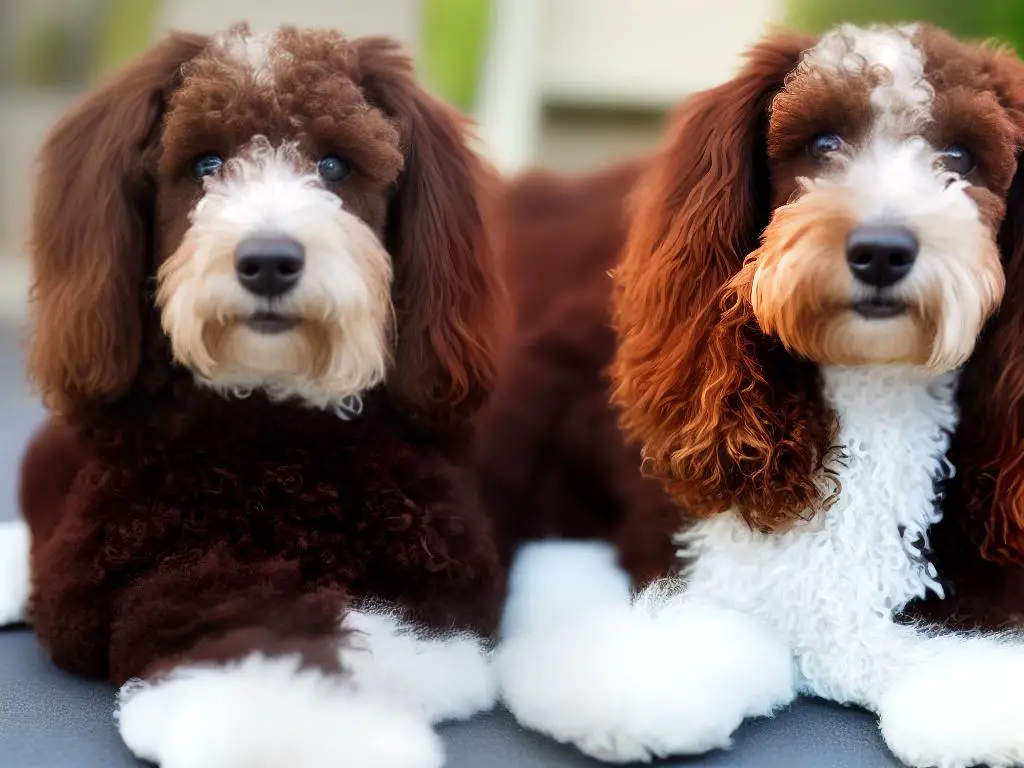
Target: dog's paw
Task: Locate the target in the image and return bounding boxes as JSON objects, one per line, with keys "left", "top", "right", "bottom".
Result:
{"left": 117, "top": 654, "right": 443, "bottom": 768}
{"left": 0, "top": 521, "right": 30, "bottom": 627}
{"left": 496, "top": 593, "right": 796, "bottom": 763}
{"left": 342, "top": 607, "right": 497, "bottom": 724}
{"left": 880, "top": 640, "right": 1024, "bottom": 768}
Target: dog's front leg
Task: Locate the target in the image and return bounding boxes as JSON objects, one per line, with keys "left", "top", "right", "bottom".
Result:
{"left": 494, "top": 540, "right": 797, "bottom": 763}
{"left": 111, "top": 556, "right": 490, "bottom": 768}
{"left": 875, "top": 630, "right": 1024, "bottom": 768}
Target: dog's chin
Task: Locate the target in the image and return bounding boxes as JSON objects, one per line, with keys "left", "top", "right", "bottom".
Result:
{"left": 211, "top": 317, "right": 329, "bottom": 377}
{"left": 180, "top": 315, "right": 327, "bottom": 388}
{"left": 174, "top": 313, "right": 389, "bottom": 410}
{"left": 777, "top": 306, "right": 934, "bottom": 368}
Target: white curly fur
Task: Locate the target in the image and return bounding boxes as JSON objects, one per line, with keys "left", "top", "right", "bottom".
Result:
{"left": 798, "top": 23, "right": 931, "bottom": 137}
{"left": 496, "top": 556, "right": 795, "bottom": 763}
{"left": 341, "top": 605, "right": 497, "bottom": 724}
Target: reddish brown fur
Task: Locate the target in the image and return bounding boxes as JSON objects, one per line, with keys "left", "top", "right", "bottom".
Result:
{"left": 610, "top": 33, "right": 835, "bottom": 532}
{"left": 485, "top": 25, "right": 1024, "bottom": 625}
{"left": 475, "top": 161, "right": 678, "bottom": 582}
{"left": 21, "top": 27, "right": 506, "bottom": 686}
{"left": 27, "top": 33, "right": 208, "bottom": 422}
{"left": 355, "top": 38, "right": 508, "bottom": 426}
{"left": 479, "top": 29, "right": 1024, "bottom": 592}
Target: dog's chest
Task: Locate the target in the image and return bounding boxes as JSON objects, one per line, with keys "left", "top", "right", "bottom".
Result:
{"left": 679, "top": 366, "right": 958, "bottom": 701}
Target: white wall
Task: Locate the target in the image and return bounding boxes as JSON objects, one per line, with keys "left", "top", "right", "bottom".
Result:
{"left": 541, "top": 0, "right": 782, "bottom": 108}
{"left": 476, "top": 0, "right": 783, "bottom": 172}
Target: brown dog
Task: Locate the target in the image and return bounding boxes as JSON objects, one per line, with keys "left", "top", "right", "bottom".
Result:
{"left": 1, "top": 23, "right": 506, "bottom": 768}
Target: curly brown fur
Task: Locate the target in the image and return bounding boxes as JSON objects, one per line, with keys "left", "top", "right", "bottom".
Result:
{"left": 610, "top": 32, "right": 834, "bottom": 532}
{"left": 25, "top": 394, "right": 500, "bottom": 683}
{"left": 356, "top": 38, "right": 508, "bottom": 425}
{"left": 27, "top": 33, "right": 208, "bottom": 421}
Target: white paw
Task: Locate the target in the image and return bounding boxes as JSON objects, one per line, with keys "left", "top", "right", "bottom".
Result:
{"left": 880, "top": 639, "right": 1024, "bottom": 768}
{"left": 500, "top": 540, "right": 632, "bottom": 637}
{"left": 116, "top": 654, "right": 444, "bottom": 768}
{"left": 0, "top": 521, "right": 30, "bottom": 626}
{"left": 342, "top": 607, "right": 497, "bottom": 724}
{"left": 496, "top": 587, "right": 796, "bottom": 763}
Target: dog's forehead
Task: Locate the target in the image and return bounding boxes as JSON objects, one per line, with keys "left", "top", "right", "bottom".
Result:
{"left": 773, "top": 23, "right": 1011, "bottom": 149}
{"left": 164, "top": 26, "right": 384, "bottom": 156}
{"left": 176, "top": 25, "right": 360, "bottom": 109}
{"left": 203, "top": 26, "right": 350, "bottom": 83}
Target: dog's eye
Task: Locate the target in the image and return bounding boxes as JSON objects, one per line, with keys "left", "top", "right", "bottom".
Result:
{"left": 807, "top": 133, "right": 843, "bottom": 160}
{"left": 940, "top": 144, "right": 974, "bottom": 176}
{"left": 191, "top": 153, "right": 224, "bottom": 180}
{"left": 318, "top": 155, "right": 352, "bottom": 184}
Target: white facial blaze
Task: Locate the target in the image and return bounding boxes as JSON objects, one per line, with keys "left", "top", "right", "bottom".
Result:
{"left": 803, "top": 23, "right": 931, "bottom": 131}
{"left": 157, "top": 137, "right": 394, "bottom": 410}
{"left": 213, "top": 27, "right": 289, "bottom": 86}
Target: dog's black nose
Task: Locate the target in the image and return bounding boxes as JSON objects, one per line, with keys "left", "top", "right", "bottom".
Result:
{"left": 845, "top": 225, "right": 918, "bottom": 287}
{"left": 235, "top": 236, "right": 305, "bottom": 296}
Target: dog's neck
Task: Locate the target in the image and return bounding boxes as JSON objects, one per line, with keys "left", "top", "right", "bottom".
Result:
{"left": 819, "top": 364, "right": 959, "bottom": 591}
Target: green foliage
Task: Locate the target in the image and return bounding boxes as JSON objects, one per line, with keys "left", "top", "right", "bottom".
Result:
{"left": 421, "top": 0, "right": 492, "bottom": 110}
{"left": 788, "top": 0, "right": 1024, "bottom": 53}
{"left": 10, "top": 0, "right": 160, "bottom": 89}
{"left": 93, "top": 0, "right": 163, "bottom": 81}
{"left": 12, "top": 18, "right": 81, "bottom": 88}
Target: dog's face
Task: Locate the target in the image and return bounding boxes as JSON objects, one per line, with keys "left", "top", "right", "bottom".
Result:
{"left": 29, "top": 24, "right": 502, "bottom": 426}
{"left": 748, "top": 25, "right": 1019, "bottom": 371}
{"left": 155, "top": 27, "right": 403, "bottom": 407}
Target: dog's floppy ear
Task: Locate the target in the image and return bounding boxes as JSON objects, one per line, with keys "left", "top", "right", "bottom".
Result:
{"left": 28, "top": 32, "right": 207, "bottom": 422}
{"left": 951, "top": 55, "right": 1024, "bottom": 566}
{"left": 610, "top": 32, "right": 832, "bottom": 530}
{"left": 354, "top": 37, "right": 506, "bottom": 427}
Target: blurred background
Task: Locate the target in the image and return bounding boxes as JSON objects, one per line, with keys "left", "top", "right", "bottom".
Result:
{"left": 0, "top": 0, "right": 1022, "bottom": 324}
